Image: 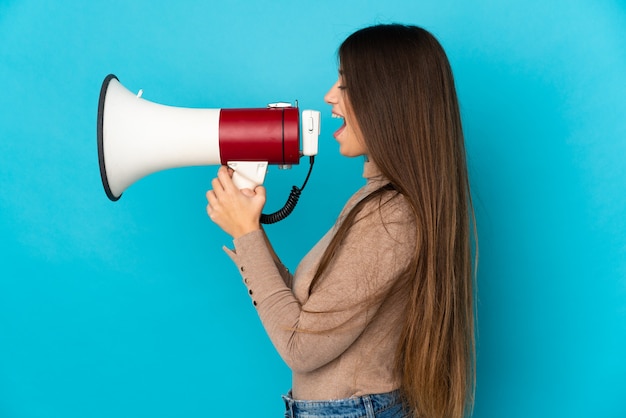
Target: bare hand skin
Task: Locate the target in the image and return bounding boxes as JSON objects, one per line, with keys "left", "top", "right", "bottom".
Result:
{"left": 206, "top": 166, "right": 266, "bottom": 239}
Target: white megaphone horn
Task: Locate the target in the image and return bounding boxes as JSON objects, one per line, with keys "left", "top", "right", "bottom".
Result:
{"left": 97, "top": 74, "right": 320, "bottom": 223}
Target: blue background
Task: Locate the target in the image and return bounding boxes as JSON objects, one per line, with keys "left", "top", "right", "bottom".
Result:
{"left": 1, "top": 1, "right": 625, "bottom": 417}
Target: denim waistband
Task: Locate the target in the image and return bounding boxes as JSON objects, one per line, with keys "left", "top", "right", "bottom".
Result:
{"left": 282, "top": 390, "right": 405, "bottom": 418}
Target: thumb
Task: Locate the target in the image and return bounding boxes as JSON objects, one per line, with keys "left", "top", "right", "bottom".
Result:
{"left": 254, "top": 185, "right": 267, "bottom": 200}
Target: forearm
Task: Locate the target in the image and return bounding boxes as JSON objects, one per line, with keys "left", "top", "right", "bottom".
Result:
{"left": 260, "top": 227, "right": 293, "bottom": 288}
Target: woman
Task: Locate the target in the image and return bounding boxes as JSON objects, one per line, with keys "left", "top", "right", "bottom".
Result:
{"left": 206, "top": 23, "right": 476, "bottom": 418}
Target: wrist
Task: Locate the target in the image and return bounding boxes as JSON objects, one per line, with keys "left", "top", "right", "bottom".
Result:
{"left": 232, "top": 224, "right": 261, "bottom": 240}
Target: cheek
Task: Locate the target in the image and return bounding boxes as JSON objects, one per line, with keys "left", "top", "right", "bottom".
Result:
{"left": 349, "top": 124, "right": 367, "bottom": 150}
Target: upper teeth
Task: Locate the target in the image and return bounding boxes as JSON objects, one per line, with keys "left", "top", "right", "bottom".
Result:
{"left": 332, "top": 113, "right": 344, "bottom": 119}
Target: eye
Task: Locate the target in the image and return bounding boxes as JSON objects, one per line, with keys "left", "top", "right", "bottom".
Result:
{"left": 337, "top": 84, "right": 347, "bottom": 90}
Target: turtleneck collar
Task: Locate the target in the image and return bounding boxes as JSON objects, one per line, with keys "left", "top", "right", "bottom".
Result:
{"left": 362, "top": 158, "right": 384, "bottom": 179}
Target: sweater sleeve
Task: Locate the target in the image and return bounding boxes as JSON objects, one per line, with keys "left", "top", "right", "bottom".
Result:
{"left": 224, "top": 198, "right": 415, "bottom": 373}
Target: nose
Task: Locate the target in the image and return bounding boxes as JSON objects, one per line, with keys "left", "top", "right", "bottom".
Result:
{"left": 324, "top": 81, "right": 340, "bottom": 105}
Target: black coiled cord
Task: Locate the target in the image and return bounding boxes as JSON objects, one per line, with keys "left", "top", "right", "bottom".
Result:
{"left": 260, "top": 156, "right": 315, "bottom": 224}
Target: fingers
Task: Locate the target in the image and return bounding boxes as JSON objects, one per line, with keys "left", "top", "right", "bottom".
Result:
{"left": 205, "top": 189, "right": 216, "bottom": 206}
{"left": 204, "top": 168, "right": 265, "bottom": 238}
{"left": 217, "top": 165, "right": 236, "bottom": 192}
{"left": 210, "top": 178, "right": 223, "bottom": 196}
{"left": 205, "top": 165, "right": 266, "bottom": 216}
{"left": 205, "top": 189, "right": 218, "bottom": 220}
{"left": 210, "top": 166, "right": 230, "bottom": 193}
{"left": 205, "top": 166, "right": 248, "bottom": 223}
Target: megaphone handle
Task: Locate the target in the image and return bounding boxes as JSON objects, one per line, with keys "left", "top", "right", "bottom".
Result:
{"left": 227, "top": 161, "right": 269, "bottom": 190}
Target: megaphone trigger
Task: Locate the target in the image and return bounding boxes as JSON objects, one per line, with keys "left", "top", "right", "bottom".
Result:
{"left": 227, "top": 161, "right": 269, "bottom": 190}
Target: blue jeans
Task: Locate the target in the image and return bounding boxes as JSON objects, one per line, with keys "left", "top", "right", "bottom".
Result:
{"left": 282, "top": 390, "right": 410, "bottom": 418}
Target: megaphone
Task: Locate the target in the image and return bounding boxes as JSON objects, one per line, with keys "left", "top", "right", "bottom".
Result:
{"left": 97, "top": 74, "right": 320, "bottom": 223}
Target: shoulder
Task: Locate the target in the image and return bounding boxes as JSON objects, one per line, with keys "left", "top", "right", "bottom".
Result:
{"left": 356, "top": 187, "right": 414, "bottom": 223}
{"left": 350, "top": 188, "right": 416, "bottom": 247}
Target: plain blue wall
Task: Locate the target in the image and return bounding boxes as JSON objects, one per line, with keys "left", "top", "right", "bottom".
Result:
{"left": 1, "top": 1, "right": 625, "bottom": 417}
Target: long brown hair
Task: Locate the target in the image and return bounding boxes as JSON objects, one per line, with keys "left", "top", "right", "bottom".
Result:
{"left": 312, "top": 24, "right": 476, "bottom": 418}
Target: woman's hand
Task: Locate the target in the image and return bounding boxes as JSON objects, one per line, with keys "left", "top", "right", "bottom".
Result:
{"left": 206, "top": 166, "right": 266, "bottom": 239}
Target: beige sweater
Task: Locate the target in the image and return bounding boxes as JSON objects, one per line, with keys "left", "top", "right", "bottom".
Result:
{"left": 225, "top": 161, "right": 416, "bottom": 400}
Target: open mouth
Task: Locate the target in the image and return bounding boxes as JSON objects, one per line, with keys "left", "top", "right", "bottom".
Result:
{"left": 331, "top": 112, "right": 346, "bottom": 137}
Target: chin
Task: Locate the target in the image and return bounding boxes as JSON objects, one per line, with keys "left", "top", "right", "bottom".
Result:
{"left": 338, "top": 146, "right": 352, "bottom": 157}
